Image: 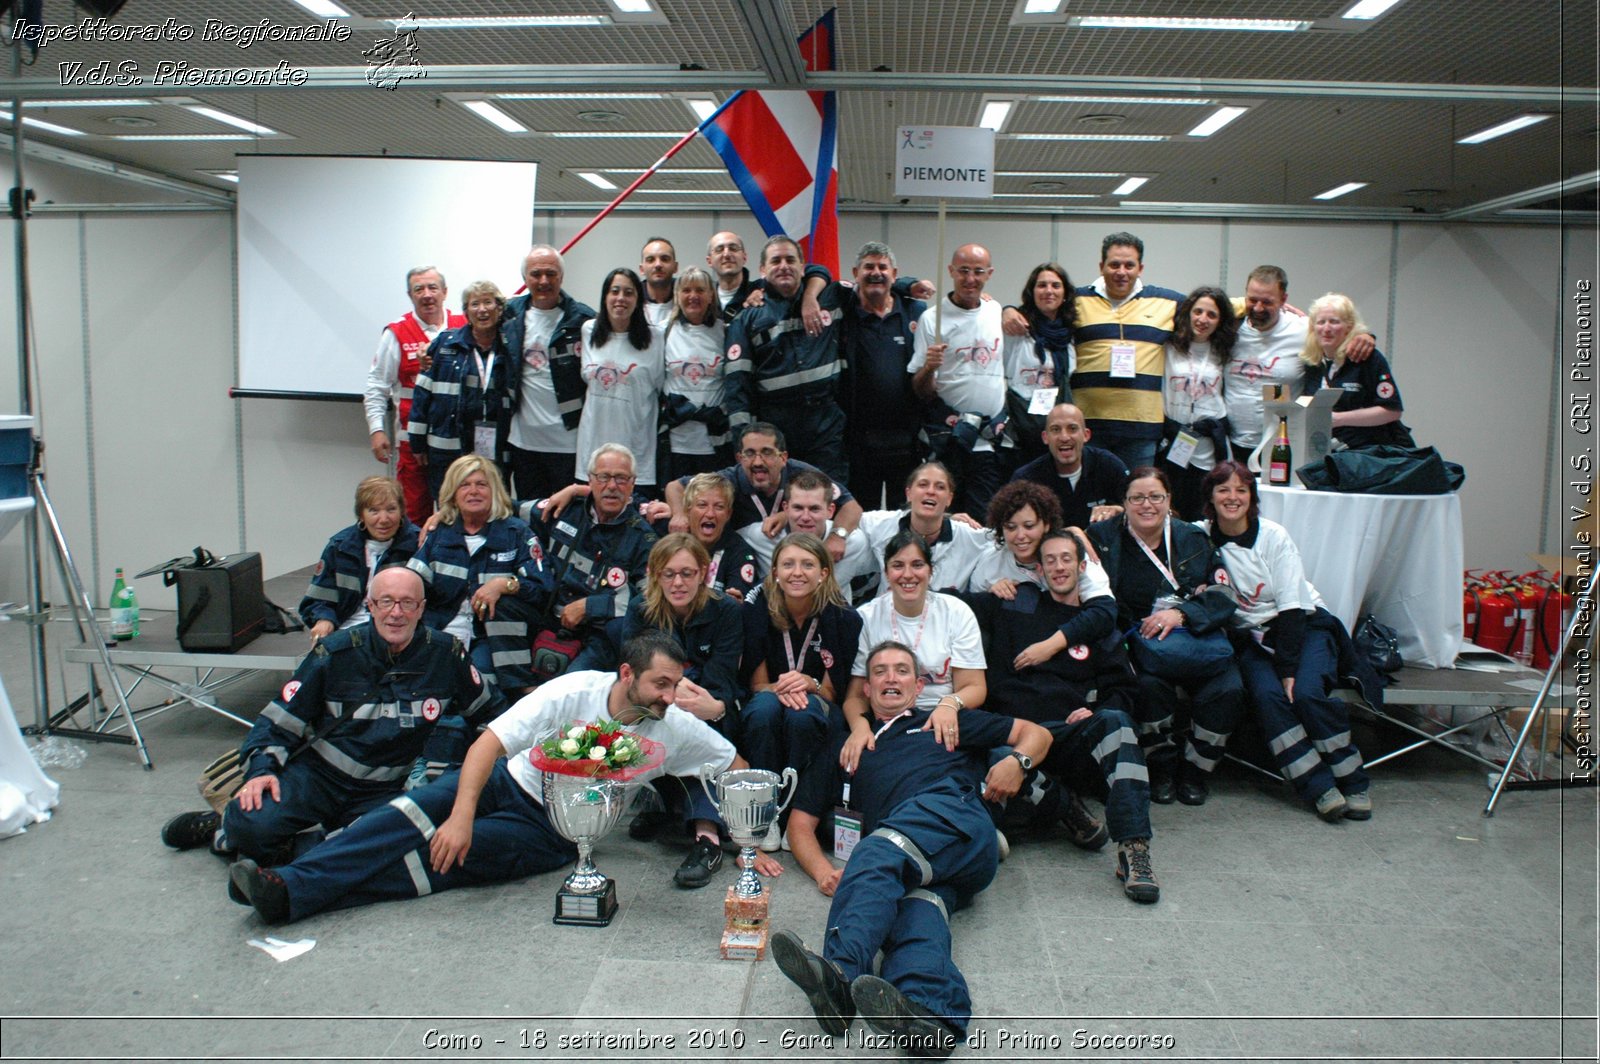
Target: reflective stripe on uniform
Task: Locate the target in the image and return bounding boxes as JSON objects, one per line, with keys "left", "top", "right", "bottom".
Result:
{"left": 403, "top": 849, "right": 433, "bottom": 896}
{"left": 310, "top": 739, "right": 409, "bottom": 781}
{"left": 867, "top": 827, "right": 933, "bottom": 886}
{"left": 757, "top": 362, "right": 840, "bottom": 392}
{"left": 906, "top": 888, "right": 949, "bottom": 923}
{"left": 334, "top": 572, "right": 363, "bottom": 592}
{"left": 260, "top": 702, "right": 309, "bottom": 737}
{"left": 303, "top": 585, "right": 339, "bottom": 603}
{"left": 1268, "top": 725, "right": 1309, "bottom": 756}
{"left": 389, "top": 794, "right": 437, "bottom": 840}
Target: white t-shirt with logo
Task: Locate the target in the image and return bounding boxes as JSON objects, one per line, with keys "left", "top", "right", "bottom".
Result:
{"left": 910, "top": 298, "right": 1006, "bottom": 453}
{"left": 663, "top": 318, "right": 728, "bottom": 456}
{"left": 511, "top": 304, "right": 573, "bottom": 453}
{"left": 852, "top": 592, "right": 985, "bottom": 709}
{"left": 574, "top": 320, "right": 665, "bottom": 485}
{"left": 1226, "top": 313, "right": 1308, "bottom": 449}
{"left": 492, "top": 670, "right": 736, "bottom": 804}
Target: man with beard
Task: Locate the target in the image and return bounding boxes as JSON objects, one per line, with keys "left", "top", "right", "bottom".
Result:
{"left": 1008, "top": 403, "right": 1129, "bottom": 529}
{"left": 230, "top": 633, "right": 750, "bottom": 923}
{"left": 707, "top": 230, "right": 757, "bottom": 321}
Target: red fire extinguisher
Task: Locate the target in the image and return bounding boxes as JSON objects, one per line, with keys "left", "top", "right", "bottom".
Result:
{"left": 1465, "top": 570, "right": 1518, "bottom": 656}
{"left": 1526, "top": 570, "right": 1574, "bottom": 670}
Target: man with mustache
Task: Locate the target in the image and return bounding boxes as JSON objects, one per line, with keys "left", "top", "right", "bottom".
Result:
{"left": 230, "top": 632, "right": 749, "bottom": 923}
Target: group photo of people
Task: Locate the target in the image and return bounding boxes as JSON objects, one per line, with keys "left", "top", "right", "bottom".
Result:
{"left": 150, "top": 226, "right": 1430, "bottom": 1055}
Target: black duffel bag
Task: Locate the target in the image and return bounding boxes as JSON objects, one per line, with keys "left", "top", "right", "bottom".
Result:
{"left": 1297, "top": 444, "right": 1465, "bottom": 495}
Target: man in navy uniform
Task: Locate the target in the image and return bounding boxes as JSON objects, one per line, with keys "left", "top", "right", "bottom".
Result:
{"left": 968, "top": 527, "right": 1159, "bottom": 903}
{"left": 771, "top": 641, "right": 1052, "bottom": 1056}
{"left": 161, "top": 566, "right": 500, "bottom": 866}
{"left": 1007, "top": 403, "right": 1129, "bottom": 529}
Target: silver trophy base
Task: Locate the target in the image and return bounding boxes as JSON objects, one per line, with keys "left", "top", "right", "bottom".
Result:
{"left": 554, "top": 878, "right": 618, "bottom": 926}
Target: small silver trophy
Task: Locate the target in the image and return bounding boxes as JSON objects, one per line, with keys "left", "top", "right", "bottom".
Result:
{"left": 543, "top": 771, "right": 634, "bottom": 926}
{"left": 698, "top": 765, "right": 797, "bottom": 958}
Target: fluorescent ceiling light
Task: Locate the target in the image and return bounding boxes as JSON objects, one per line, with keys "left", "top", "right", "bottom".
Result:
{"left": 391, "top": 15, "right": 608, "bottom": 29}
{"left": 1341, "top": 0, "right": 1405, "bottom": 18}
{"left": 184, "top": 105, "right": 279, "bottom": 136}
{"left": 1457, "top": 113, "right": 1550, "bottom": 144}
{"left": 574, "top": 170, "right": 618, "bottom": 191}
{"left": 1037, "top": 95, "right": 1214, "bottom": 106}
{"left": 609, "top": 0, "right": 655, "bottom": 11}
{"left": 1187, "top": 105, "right": 1248, "bottom": 137}
{"left": 602, "top": 167, "right": 721, "bottom": 174}
{"left": 632, "top": 188, "right": 736, "bottom": 195}
{"left": 685, "top": 98, "right": 718, "bottom": 122}
{"left": 200, "top": 170, "right": 241, "bottom": 183}
{"left": 108, "top": 134, "right": 256, "bottom": 141}
{"left": 995, "top": 192, "right": 1097, "bottom": 198}
{"left": 979, "top": 100, "right": 1014, "bottom": 131}
{"left": 459, "top": 100, "right": 528, "bottom": 133}
{"left": 1009, "top": 133, "right": 1168, "bottom": 142}
{"left": 999, "top": 171, "right": 1123, "bottom": 178}
{"left": 1314, "top": 181, "right": 1368, "bottom": 200}
{"left": 1024, "top": 0, "right": 1062, "bottom": 13}
{"left": 498, "top": 92, "right": 663, "bottom": 100}
{"left": 22, "top": 98, "right": 152, "bottom": 108}
{"left": 1112, "top": 176, "right": 1150, "bottom": 195}
{"left": 0, "top": 111, "right": 86, "bottom": 136}
{"left": 544, "top": 130, "right": 681, "bottom": 138}
{"left": 289, "top": 0, "right": 351, "bottom": 17}
{"left": 1071, "top": 16, "right": 1310, "bottom": 31}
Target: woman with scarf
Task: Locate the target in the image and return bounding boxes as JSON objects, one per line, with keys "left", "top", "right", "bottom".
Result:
{"left": 1002, "top": 263, "right": 1076, "bottom": 472}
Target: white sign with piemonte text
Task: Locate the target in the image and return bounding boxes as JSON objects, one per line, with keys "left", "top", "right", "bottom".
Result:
{"left": 895, "top": 126, "right": 996, "bottom": 199}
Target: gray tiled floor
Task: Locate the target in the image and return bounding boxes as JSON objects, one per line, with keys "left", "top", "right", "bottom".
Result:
{"left": 1, "top": 616, "right": 1595, "bottom": 1063}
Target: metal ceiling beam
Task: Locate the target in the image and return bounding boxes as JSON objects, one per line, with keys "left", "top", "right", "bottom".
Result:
{"left": 730, "top": 0, "right": 807, "bottom": 87}
{"left": 0, "top": 133, "right": 234, "bottom": 206}
{"left": 1440, "top": 170, "right": 1600, "bottom": 219}
{"left": 0, "top": 68, "right": 1578, "bottom": 103}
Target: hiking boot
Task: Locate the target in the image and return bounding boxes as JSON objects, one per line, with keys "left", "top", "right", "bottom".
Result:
{"left": 673, "top": 836, "right": 723, "bottom": 889}
{"left": 1148, "top": 764, "right": 1176, "bottom": 805}
{"left": 229, "top": 859, "right": 290, "bottom": 924}
{"left": 1314, "top": 788, "right": 1348, "bottom": 822}
{"left": 161, "top": 810, "right": 221, "bottom": 851}
{"left": 1060, "top": 790, "right": 1109, "bottom": 851}
{"left": 1176, "top": 761, "right": 1209, "bottom": 806}
{"left": 1342, "top": 790, "right": 1373, "bottom": 821}
{"left": 770, "top": 929, "right": 854, "bottom": 1037}
{"left": 1116, "top": 838, "right": 1160, "bottom": 904}
{"left": 851, "top": 974, "right": 959, "bottom": 1059}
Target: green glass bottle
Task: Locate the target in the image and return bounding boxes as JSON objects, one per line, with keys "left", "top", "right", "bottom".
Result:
{"left": 109, "top": 567, "right": 139, "bottom": 641}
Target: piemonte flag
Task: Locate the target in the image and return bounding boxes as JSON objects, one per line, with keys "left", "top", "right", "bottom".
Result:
{"left": 701, "top": 8, "right": 839, "bottom": 276}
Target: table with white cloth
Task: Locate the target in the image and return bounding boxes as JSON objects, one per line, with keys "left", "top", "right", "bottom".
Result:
{"left": 1257, "top": 484, "right": 1464, "bottom": 669}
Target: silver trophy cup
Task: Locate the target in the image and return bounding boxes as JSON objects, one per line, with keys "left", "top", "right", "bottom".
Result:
{"left": 542, "top": 770, "right": 635, "bottom": 926}
{"left": 698, "top": 765, "right": 798, "bottom": 898}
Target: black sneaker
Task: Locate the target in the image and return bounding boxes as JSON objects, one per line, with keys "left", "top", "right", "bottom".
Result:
{"left": 1148, "top": 765, "right": 1176, "bottom": 805}
{"left": 850, "top": 974, "right": 959, "bottom": 1059}
{"left": 1059, "top": 790, "right": 1109, "bottom": 851}
{"left": 1116, "top": 838, "right": 1160, "bottom": 904}
{"left": 770, "top": 929, "right": 854, "bottom": 1037}
{"left": 161, "top": 810, "right": 221, "bottom": 851}
{"left": 1175, "top": 761, "right": 1209, "bottom": 806}
{"left": 229, "top": 859, "right": 290, "bottom": 924}
{"left": 672, "top": 836, "right": 723, "bottom": 889}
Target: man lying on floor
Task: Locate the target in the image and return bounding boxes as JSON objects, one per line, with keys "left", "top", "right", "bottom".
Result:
{"left": 230, "top": 631, "right": 766, "bottom": 923}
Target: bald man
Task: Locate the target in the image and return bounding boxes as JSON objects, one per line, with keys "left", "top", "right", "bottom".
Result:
{"left": 161, "top": 566, "right": 501, "bottom": 870}
{"left": 909, "top": 243, "right": 1008, "bottom": 516}
{"left": 1008, "top": 402, "right": 1129, "bottom": 529}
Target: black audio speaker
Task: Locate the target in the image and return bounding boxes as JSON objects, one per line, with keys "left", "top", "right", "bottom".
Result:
{"left": 174, "top": 552, "right": 265, "bottom": 653}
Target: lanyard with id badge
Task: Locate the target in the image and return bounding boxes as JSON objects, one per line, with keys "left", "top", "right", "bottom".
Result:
{"left": 835, "top": 709, "right": 910, "bottom": 861}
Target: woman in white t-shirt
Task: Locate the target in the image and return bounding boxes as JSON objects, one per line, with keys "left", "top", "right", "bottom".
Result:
{"left": 1161, "top": 286, "right": 1237, "bottom": 521}
{"left": 842, "top": 530, "right": 986, "bottom": 766}
{"left": 662, "top": 266, "right": 732, "bottom": 481}
{"left": 575, "top": 268, "right": 665, "bottom": 491}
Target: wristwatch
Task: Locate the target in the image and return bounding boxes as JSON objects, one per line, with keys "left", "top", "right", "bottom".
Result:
{"left": 828, "top": 526, "right": 853, "bottom": 540}
{"left": 502, "top": 576, "right": 520, "bottom": 595}
{"left": 1009, "top": 750, "right": 1034, "bottom": 771}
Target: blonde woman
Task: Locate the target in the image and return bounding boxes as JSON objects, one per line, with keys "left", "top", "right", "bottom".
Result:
{"left": 1299, "top": 293, "right": 1414, "bottom": 449}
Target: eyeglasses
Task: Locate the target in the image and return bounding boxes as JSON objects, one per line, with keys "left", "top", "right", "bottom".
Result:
{"left": 371, "top": 596, "right": 422, "bottom": 613}
{"left": 1126, "top": 493, "right": 1169, "bottom": 506}
{"left": 953, "top": 267, "right": 991, "bottom": 278}
{"left": 590, "top": 472, "right": 635, "bottom": 485}
{"left": 660, "top": 568, "right": 702, "bottom": 583}
{"left": 739, "top": 447, "right": 782, "bottom": 460}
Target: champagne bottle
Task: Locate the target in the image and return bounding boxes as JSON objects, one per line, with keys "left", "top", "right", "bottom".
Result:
{"left": 1268, "top": 416, "right": 1292, "bottom": 486}
{"left": 109, "top": 567, "right": 139, "bottom": 641}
